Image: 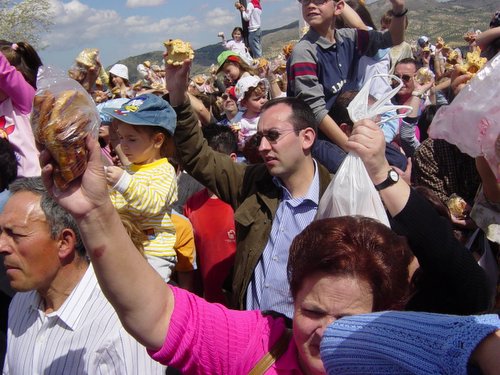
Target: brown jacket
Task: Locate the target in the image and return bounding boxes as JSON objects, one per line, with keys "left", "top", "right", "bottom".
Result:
{"left": 174, "top": 100, "right": 332, "bottom": 309}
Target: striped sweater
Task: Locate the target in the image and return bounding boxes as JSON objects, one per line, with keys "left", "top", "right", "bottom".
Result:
{"left": 110, "top": 158, "right": 177, "bottom": 257}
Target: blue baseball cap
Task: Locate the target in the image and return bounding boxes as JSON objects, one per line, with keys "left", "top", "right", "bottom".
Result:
{"left": 102, "top": 94, "right": 177, "bottom": 135}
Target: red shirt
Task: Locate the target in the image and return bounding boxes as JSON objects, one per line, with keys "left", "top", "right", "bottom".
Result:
{"left": 184, "top": 189, "right": 236, "bottom": 305}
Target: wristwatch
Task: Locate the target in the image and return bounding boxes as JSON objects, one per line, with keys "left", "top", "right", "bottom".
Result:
{"left": 374, "top": 168, "right": 400, "bottom": 191}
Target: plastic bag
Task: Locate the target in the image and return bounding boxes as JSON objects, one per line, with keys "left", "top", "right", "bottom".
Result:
{"left": 316, "top": 74, "right": 412, "bottom": 225}
{"left": 428, "top": 52, "right": 500, "bottom": 180}
{"left": 347, "top": 73, "right": 412, "bottom": 124}
{"left": 316, "top": 153, "right": 390, "bottom": 226}
{"left": 31, "top": 66, "right": 100, "bottom": 189}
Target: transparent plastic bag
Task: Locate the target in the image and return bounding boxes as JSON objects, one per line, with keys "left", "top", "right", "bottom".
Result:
{"left": 428, "top": 52, "right": 500, "bottom": 180}
{"left": 31, "top": 66, "right": 100, "bottom": 189}
{"left": 316, "top": 153, "right": 390, "bottom": 226}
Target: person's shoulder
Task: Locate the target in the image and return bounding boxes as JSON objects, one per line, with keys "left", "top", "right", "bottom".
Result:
{"left": 9, "top": 290, "right": 37, "bottom": 313}
{"left": 335, "top": 28, "right": 358, "bottom": 42}
{"left": 242, "top": 162, "right": 274, "bottom": 186}
{"left": 290, "top": 37, "right": 317, "bottom": 61}
{"left": 185, "top": 188, "right": 209, "bottom": 206}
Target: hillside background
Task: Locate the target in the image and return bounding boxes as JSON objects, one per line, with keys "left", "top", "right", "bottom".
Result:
{"left": 116, "top": 0, "right": 498, "bottom": 82}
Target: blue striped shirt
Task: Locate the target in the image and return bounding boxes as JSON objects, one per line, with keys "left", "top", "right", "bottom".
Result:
{"left": 246, "top": 161, "right": 320, "bottom": 318}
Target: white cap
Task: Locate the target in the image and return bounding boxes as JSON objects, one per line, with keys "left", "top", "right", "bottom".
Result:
{"left": 109, "top": 63, "right": 129, "bottom": 81}
{"left": 417, "top": 36, "right": 429, "bottom": 47}
{"left": 234, "top": 75, "right": 268, "bottom": 104}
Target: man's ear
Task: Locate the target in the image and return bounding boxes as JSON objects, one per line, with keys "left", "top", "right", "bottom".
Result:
{"left": 229, "top": 152, "right": 238, "bottom": 162}
{"left": 57, "top": 228, "right": 78, "bottom": 260}
{"left": 302, "top": 127, "right": 316, "bottom": 151}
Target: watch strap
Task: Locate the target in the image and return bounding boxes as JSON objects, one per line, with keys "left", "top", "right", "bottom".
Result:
{"left": 374, "top": 168, "right": 399, "bottom": 191}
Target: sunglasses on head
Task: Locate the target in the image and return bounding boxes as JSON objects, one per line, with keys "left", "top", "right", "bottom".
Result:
{"left": 392, "top": 74, "right": 414, "bottom": 83}
{"left": 251, "top": 128, "right": 298, "bottom": 147}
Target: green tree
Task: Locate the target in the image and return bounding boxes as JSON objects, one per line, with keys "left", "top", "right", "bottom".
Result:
{"left": 0, "top": 0, "right": 53, "bottom": 47}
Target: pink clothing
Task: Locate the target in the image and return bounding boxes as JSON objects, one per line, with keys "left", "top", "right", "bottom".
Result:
{"left": 148, "top": 286, "right": 303, "bottom": 374}
{"left": 222, "top": 39, "right": 248, "bottom": 57}
{"left": 0, "top": 53, "right": 40, "bottom": 177}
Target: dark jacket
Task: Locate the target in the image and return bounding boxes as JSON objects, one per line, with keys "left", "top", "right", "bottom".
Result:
{"left": 174, "top": 100, "right": 332, "bottom": 309}
{"left": 391, "top": 189, "right": 491, "bottom": 315}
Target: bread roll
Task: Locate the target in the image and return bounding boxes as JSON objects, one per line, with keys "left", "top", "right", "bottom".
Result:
{"left": 163, "top": 39, "right": 194, "bottom": 66}
{"left": 32, "top": 89, "right": 93, "bottom": 189}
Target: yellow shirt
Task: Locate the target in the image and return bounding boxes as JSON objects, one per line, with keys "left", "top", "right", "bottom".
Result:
{"left": 110, "top": 158, "right": 177, "bottom": 257}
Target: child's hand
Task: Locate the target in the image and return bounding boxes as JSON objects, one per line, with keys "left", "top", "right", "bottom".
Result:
{"left": 105, "top": 165, "right": 124, "bottom": 186}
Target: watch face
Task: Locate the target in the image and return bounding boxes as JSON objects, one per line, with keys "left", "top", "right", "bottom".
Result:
{"left": 389, "top": 169, "right": 399, "bottom": 182}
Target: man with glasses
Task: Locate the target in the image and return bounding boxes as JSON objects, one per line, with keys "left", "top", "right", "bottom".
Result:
{"left": 166, "top": 60, "right": 331, "bottom": 319}
{"left": 217, "top": 87, "right": 241, "bottom": 126}
{"left": 393, "top": 58, "right": 434, "bottom": 157}
{"left": 287, "top": 0, "right": 407, "bottom": 152}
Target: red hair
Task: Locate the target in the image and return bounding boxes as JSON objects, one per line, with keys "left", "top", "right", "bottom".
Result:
{"left": 288, "top": 216, "right": 413, "bottom": 311}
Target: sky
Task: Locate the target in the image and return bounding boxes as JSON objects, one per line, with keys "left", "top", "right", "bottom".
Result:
{"left": 39, "top": 0, "right": 308, "bottom": 71}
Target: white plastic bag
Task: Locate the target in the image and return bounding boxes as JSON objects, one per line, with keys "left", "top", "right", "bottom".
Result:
{"left": 347, "top": 73, "right": 412, "bottom": 124}
{"left": 316, "top": 153, "right": 390, "bottom": 227}
{"left": 428, "top": 52, "right": 500, "bottom": 180}
{"left": 315, "top": 74, "right": 412, "bottom": 226}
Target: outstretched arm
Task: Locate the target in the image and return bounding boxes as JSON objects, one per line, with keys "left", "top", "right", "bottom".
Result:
{"left": 388, "top": 0, "right": 407, "bottom": 46}
{"left": 40, "top": 137, "right": 173, "bottom": 350}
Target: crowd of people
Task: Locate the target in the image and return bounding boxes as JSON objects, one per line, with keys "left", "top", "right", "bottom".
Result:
{"left": 1, "top": 0, "right": 500, "bottom": 373}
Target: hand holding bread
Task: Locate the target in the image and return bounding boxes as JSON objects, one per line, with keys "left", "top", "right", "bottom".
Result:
{"left": 32, "top": 87, "right": 99, "bottom": 190}
{"left": 163, "top": 39, "right": 195, "bottom": 66}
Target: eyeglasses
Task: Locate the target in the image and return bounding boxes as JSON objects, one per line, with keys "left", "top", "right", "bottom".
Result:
{"left": 251, "top": 128, "right": 298, "bottom": 147}
{"left": 297, "top": 0, "right": 331, "bottom": 5}
{"left": 392, "top": 74, "right": 414, "bottom": 83}
{"left": 221, "top": 93, "right": 235, "bottom": 101}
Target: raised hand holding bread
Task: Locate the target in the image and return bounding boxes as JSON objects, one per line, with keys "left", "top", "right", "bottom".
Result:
{"left": 32, "top": 67, "right": 100, "bottom": 190}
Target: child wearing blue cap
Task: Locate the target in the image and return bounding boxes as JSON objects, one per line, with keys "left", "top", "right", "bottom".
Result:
{"left": 102, "top": 94, "right": 178, "bottom": 281}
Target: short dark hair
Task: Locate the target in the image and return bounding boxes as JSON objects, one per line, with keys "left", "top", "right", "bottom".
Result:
{"left": 8, "top": 177, "right": 86, "bottom": 257}
{"left": 288, "top": 216, "right": 413, "bottom": 311}
{"left": 132, "top": 125, "right": 172, "bottom": 158}
{"left": 395, "top": 58, "right": 418, "bottom": 71}
{"left": 202, "top": 124, "right": 238, "bottom": 155}
{"left": 0, "top": 138, "right": 17, "bottom": 192}
{"left": 328, "top": 90, "right": 359, "bottom": 127}
{"left": 232, "top": 26, "right": 244, "bottom": 36}
{"left": 261, "top": 97, "right": 318, "bottom": 133}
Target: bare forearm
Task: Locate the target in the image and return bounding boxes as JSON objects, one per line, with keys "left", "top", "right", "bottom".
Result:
{"left": 476, "top": 27, "right": 500, "bottom": 50}
{"left": 319, "top": 115, "right": 349, "bottom": 151}
{"left": 187, "top": 92, "right": 212, "bottom": 126}
{"left": 340, "top": 2, "right": 368, "bottom": 30}
{"left": 388, "top": 5, "right": 406, "bottom": 45}
{"left": 476, "top": 156, "right": 500, "bottom": 203}
{"left": 77, "top": 202, "right": 172, "bottom": 349}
